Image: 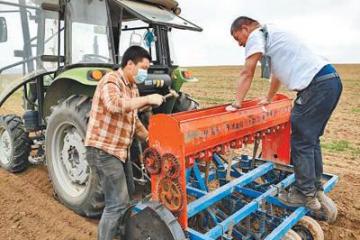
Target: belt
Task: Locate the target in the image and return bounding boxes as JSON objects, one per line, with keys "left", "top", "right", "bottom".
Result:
{"left": 297, "top": 72, "right": 339, "bottom": 93}
{"left": 313, "top": 72, "right": 339, "bottom": 83}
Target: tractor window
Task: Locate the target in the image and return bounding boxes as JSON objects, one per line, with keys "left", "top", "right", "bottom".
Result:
{"left": 66, "top": 0, "right": 113, "bottom": 64}
{"left": 43, "top": 13, "right": 63, "bottom": 71}
{"left": 120, "top": 20, "right": 157, "bottom": 64}
{"left": 114, "top": 0, "right": 202, "bottom": 32}
{"left": 168, "top": 29, "right": 178, "bottom": 66}
{"left": 0, "top": 2, "right": 60, "bottom": 81}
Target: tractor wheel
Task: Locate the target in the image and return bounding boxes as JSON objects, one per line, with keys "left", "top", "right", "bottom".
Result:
{"left": 317, "top": 191, "right": 338, "bottom": 223}
{"left": 172, "top": 92, "right": 199, "bottom": 113}
{"left": 45, "top": 95, "right": 104, "bottom": 218}
{"left": 293, "top": 216, "right": 324, "bottom": 240}
{"left": 282, "top": 230, "right": 302, "bottom": 240}
{"left": 0, "top": 115, "right": 31, "bottom": 172}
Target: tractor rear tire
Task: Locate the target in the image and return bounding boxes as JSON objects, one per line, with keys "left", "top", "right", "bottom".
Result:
{"left": 0, "top": 115, "right": 31, "bottom": 172}
{"left": 45, "top": 95, "right": 104, "bottom": 218}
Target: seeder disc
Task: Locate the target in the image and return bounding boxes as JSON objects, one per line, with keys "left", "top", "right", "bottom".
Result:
{"left": 125, "top": 201, "right": 185, "bottom": 240}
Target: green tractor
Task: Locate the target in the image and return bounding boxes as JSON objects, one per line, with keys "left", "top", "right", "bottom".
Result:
{"left": 0, "top": 0, "right": 202, "bottom": 217}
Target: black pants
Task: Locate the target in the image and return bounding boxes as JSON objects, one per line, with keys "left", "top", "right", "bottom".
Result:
{"left": 87, "top": 147, "right": 130, "bottom": 240}
{"left": 291, "top": 74, "right": 342, "bottom": 197}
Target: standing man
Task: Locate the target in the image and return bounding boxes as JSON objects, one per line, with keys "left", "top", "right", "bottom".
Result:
{"left": 228, "top": 16, "right": 342, "bottom": 211}
{"left": 85, "top": 46, "right": 164, "bottom": 240}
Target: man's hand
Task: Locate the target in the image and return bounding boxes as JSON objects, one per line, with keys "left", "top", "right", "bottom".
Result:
{"left": 147, "top": 94, "right": 164, "bottom": 107}
{"left": 259, "top": 97, "right": 271, "bottom": 106}
{"left": 225, "top": 102, "right": 241, "bottom": 112}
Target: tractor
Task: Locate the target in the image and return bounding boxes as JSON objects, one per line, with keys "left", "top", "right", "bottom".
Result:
{"left": 0, "top": 0, "right": 202, "bottom": 218}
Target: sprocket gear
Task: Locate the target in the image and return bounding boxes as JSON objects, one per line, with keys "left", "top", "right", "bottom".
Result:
{"left": 158, "top": 178, "right": 184, "bottom": 213}
{"left": 143, "top": 147, "right": 161, "bottom": 175}
{"left": 161, "top": 153, "right": 180, "bottom": 179}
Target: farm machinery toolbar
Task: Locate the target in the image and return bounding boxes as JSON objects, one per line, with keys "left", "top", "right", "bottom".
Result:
{"left": 125, "top": 94, "right": 338, "bottom": 240}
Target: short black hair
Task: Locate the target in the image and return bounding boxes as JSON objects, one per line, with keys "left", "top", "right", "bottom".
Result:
{"left": 121, "top": 45, "right": 151, "bottom": 68}
{"left": 230, "top": 16, "right": 259, "bottom": 35}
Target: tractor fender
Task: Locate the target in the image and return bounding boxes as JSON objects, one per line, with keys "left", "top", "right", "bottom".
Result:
{"left": 0, "top": 70, "right": 55, "bottom": 108}
{"left": 43, "top": 79, "right": 95, "bottom": 119}
{"left": 43, "top": 67, "right": 112, "bottom": 118}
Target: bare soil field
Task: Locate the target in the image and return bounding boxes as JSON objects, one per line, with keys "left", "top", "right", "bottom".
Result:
{"left": 0, "top": 64, "right": 359, "bottom": 239}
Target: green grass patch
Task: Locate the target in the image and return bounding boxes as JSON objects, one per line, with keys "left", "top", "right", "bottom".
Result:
{"left": 322, "top": 140, "right": 351, "bottom": 152}
{"left": 322, "top": 140, "right": 360, "bottom": 156}
{"left": 352, "top": 108, "right": 360, "bottom": 113}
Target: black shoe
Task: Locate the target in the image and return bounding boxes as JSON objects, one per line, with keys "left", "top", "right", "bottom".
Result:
{"left": 278, "top": 187, "right": 321, "bottom": 211}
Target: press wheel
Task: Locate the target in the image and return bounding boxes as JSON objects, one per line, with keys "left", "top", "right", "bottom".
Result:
{"left": 293, "top": 216, "right": 324, "bottom": 240}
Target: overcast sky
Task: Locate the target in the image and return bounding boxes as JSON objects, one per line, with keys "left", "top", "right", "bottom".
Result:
{"left": 1, "top": 0, "right": 359, "bottom": 68}
{"left": 173, "top": 0, "right": 360, "bottom": 66}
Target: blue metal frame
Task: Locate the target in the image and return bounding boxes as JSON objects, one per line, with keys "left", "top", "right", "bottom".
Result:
{"left": 187, "top": 162, "right": 274, "bottom": 218}
{"left": 185, "top": 154, "right": 338, "bottom": 240}
{"left": 134, "top": 154, "right": 338, "bottom": 240}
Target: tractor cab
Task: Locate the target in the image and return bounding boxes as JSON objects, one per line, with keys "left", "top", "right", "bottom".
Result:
{"left": 0, "top": 0, "right": 201, "bottom": 117}
{"left": 65, "top": 0, "right": 202, "bottom": 65}
{"left": 0, "top": 0, "right": 202, "bottom": 90}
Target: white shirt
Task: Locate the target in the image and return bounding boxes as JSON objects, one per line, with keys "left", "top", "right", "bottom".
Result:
{"left": 245, "top": 24, "right": 328, "bottom": 91}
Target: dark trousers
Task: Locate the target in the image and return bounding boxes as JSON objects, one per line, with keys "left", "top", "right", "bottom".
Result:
{"left": 291, "top": 74, "right": 342, "bottom": 197}
{"left": 87, "top": 147, "right": 130, "bottom": 240}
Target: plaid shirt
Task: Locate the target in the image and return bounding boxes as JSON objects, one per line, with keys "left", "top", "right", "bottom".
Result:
{"left": 85, "top": 69, "right": 148, "bottom": 162}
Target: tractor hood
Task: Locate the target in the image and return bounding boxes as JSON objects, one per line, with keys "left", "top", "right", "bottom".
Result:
{"left": 114, "top": 0, "right": 202, "bottom": 32}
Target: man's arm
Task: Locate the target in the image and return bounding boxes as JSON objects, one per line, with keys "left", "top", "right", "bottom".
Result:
{"left": 101, "top": 76, "right": 163, "bottom": 113}
{"left": 234, "top": 53, "right": 263, "bottom": 107}
{"left": 265, "top": 75, "right": 281, "bottom": 102}
{"left": 101, "top": 82, "right": 148, "bottom": 113}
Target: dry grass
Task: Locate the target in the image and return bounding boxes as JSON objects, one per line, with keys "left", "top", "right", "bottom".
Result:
{"left": 0, "top": 74, "right": 24, "bottom": 116}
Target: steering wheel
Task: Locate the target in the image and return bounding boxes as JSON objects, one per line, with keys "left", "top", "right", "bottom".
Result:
{"left": 81, "top": 54, "right": 111, "bottom": 63}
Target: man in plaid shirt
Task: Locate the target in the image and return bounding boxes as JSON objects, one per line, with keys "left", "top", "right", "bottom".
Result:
{"left": 85, "top": 46, "right": 163, "bottom": 240}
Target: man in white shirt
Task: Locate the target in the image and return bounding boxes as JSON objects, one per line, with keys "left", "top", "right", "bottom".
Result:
{"left": 228, "top": 16, "right": 342, "bottom": 211}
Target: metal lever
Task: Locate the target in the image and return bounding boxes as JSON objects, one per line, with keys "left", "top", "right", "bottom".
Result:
{"left": 133, "top": 141, "right": 149, "bottom": 185}
{"left": 163, "top": 89, "right": 179, "bottom": 102}
{"left": 226, "top": 156, "right": 233, "bottom": 182}
{"left": 140, "top": 90, "right": 179, "bottom": 112}
{"left": 251, "top": 137, "right": 261, "bottom": 169}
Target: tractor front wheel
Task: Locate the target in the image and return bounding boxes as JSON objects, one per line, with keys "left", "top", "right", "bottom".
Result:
{"left": 45, "top": 95, "right": 104, "bottom": 217}
{"left": 0, "top": 115, "right": 31, "bottom": 172}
